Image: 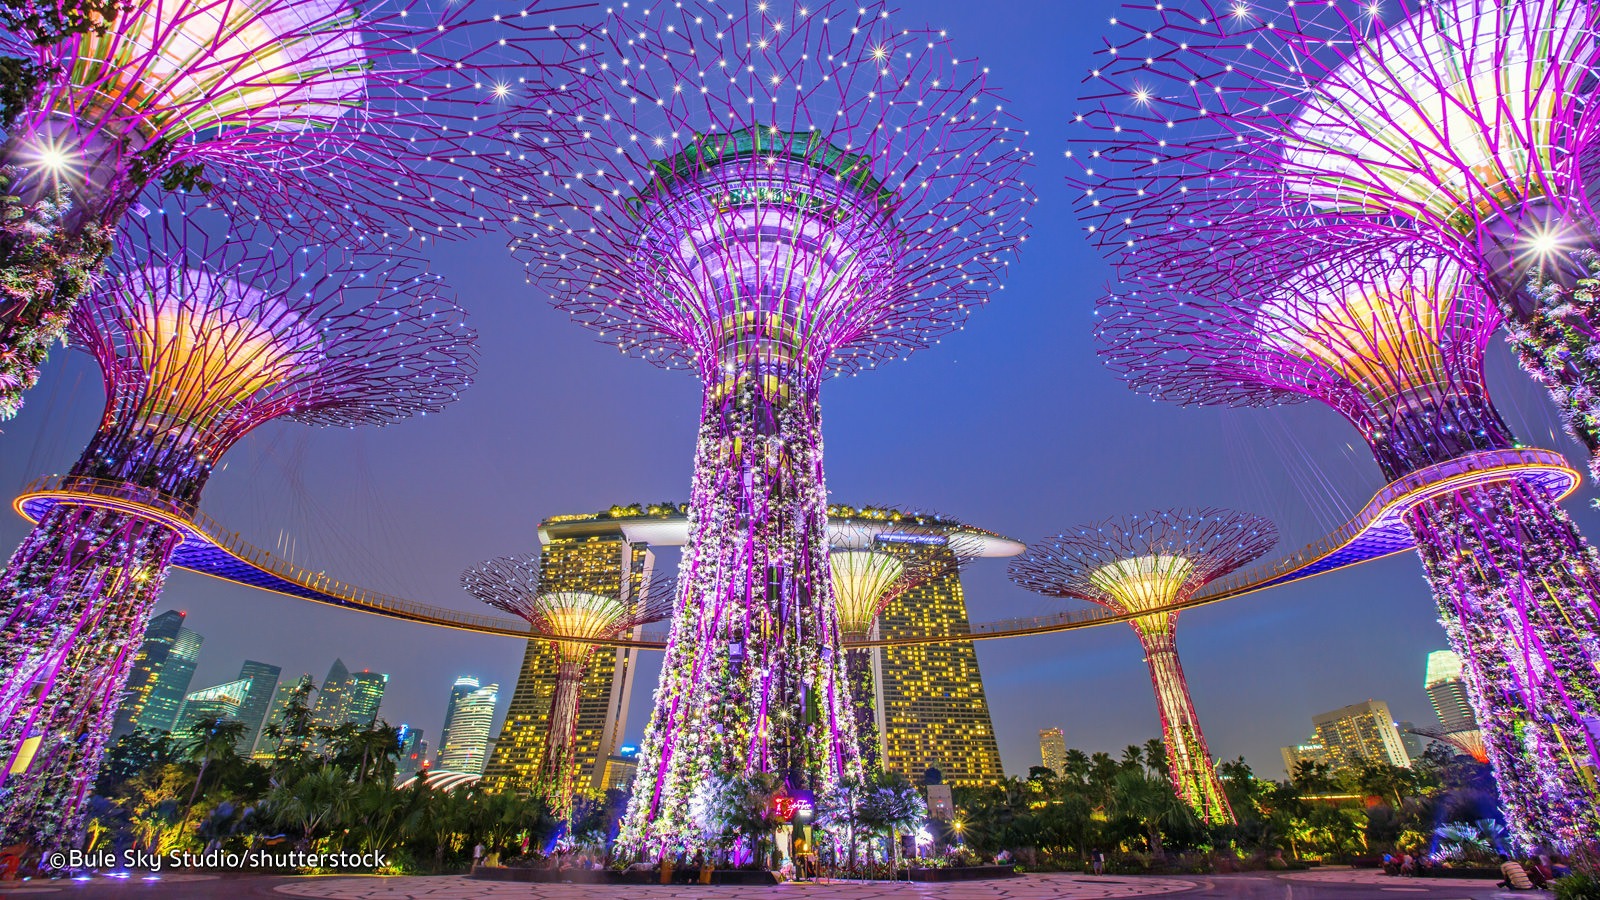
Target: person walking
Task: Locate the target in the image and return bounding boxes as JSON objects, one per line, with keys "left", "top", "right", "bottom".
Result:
{"left": 1092, "top": 848, "right": 1105, "bottom": 876}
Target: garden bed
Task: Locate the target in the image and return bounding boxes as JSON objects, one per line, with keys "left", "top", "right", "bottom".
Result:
{"left": 908, "top": 865, "right": 1019, "bottom": 882}
{"left": 473, "top": 865, "right": 783, "bottom": 886}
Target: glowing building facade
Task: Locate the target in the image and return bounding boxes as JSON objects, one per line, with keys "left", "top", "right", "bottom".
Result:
{"left": 878, "top": 557, "right": 1006, "bottom": 788}
{"left": 1312, "top": 701, "right": 1411, "bottom": 770}
{"left": 1040, "top": 728, "right": 1068, "bottom": 777}
{"left": 437, "top": 683, "right": 499, "bottom": 776}
{"left": 113, "top": 610, "right": 202, "bottom": 736}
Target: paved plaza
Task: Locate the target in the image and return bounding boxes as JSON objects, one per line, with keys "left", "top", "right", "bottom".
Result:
{"left": 0, "top": 869, "right": 1525, "bottom": 900}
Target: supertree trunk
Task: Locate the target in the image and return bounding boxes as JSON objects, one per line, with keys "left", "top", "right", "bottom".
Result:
{"left": 0, "top": 503, "right": 180, "bottom": 850}
{"left": 843, "top": 645, "right": 881, "bottom": 774}
{"left": 1404, "top": 478, "right": 1600, "bottom": 849}
{"left": 1136, "top": 627, "right": 1234, "bottom": 826}
{"left": 619, "top": 371, "right": 859, "bottom": 857}
{"left": 540, "top": 652, "right": 590, "bottom": 820}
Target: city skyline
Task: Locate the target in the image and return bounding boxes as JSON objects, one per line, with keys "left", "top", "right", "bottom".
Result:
{"left": 3, "top": 0, "right": 1594, "bottom": 792}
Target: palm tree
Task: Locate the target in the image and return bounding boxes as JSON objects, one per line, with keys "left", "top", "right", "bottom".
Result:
{"left": 863, "top": 777, "right": 926, "bottom": 878}
{"left": 180, "top": 717, "right": 248, "bottom": 823}
{"left": 1062, "top": 749, "right": 1091, "bottom": 787}
{"left": 818, "top": 775, "right": 870, "bottom": 869}
{"left": 1142, "top": 738, "right": 1170, "bottom": 780}
{"left": 266, "top": 765, "right": 356, "bottom": 850}
{"left": 1110, "top": 768, "right": 1196, "bottom": 859}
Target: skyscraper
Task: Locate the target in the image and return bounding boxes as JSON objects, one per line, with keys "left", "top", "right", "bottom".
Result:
{"left": 1312, "top": 700, "right": 1411, "bottom": 770}
{"left": 115, "top": 612, "right": 203, "bottom": 735}
{"left": 310, "top": 659, "right": 387, "bottom": 731}
{"left": 878, "top": 548, "right": 1005, "bottom": 787}
{"left": 438, "top": 676, "right": 480, "bottom": 764}
{"left": 253, "top": 675, "right": 315, "bottom": 761}
{"left": 1039, "top": 728, "right": 1067, "bottom": 776}
{"left": 396, "top": 724, "right": 427, "bottom": 783}
{"left": 483, "top": 519, "right": 653, "bottom": 796}
{"left": 438, "top": 682, "right": 498, "bottom": 775}
{"left": 1425, "top": 650, "right": 1478, "bottom": 734}
{"left": 173, "top": 678, "right": 254, "bottom": 738}
{"left": 236, "top": 661, "right": 281, "bottom": 755}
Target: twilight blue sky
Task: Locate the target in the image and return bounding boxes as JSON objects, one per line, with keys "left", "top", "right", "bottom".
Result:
{"left": 2, "top": 0, "right": 1591, "bottom": 780}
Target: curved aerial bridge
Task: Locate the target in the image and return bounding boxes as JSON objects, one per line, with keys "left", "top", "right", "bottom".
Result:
{"left": 13, "top": 446, "right": 1579, "bottom": 649}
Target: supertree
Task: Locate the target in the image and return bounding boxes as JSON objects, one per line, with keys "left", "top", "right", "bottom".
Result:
{"left": 512, "top": 0, "right": 1032, "bottom": 855}
{"left": 1098, "top": 246, "right": 1600, "bottom": 848}
{"left": 0, "top": 209, "right": 475, "bottom": 851}
{"left": 0, "top": 0, "right": 582, "bottom": 421}
{"left": 1064, "top": 0, "right": 1600, "bottom": 484}
{"left": 1406, "top": 725, "right": 1489, "bottom": 765}
{"left": 1009, "top": 509, "right": 1274, "bottom": 826}
{"left": 829, "top": 535, "right": 972, "bottom": 774}
{"left": 463, "top": 553, "right": 674, "bottom": 819}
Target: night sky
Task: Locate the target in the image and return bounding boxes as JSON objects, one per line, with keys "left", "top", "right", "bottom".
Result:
{"left": 2, "top": 0, "right": 1592, "bottom": 781}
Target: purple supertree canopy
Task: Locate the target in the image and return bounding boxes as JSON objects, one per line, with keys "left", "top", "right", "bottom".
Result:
{"left": 3, "top": 0, "right": 589, "bottom": 239}
{"left": 513, "top": 0, "right": 1033, "bottom": 377}
{"left": 1096, "top": 247, "right": 1600, "bottom": 848}
{"left": 1010, "top": 508, "right": 1276, "bottom": 826}
{"left": 1097, "top": 248, "right": 1507, "bottom": 480}
{"left": 509, "top": 0, "right": 1031, "bottom": 857}
{"left": 0, "top": 207, "right": 476, "bottom": 852}
{"left": 0, "top": 0, "right": 581, "bottom": 422}
{"left": 1064, "top": 0, "right": 1600, "bottom": 481}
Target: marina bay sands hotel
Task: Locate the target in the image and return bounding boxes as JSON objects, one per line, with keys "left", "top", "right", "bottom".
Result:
{"left": 482, "top": 503, "right": 1022, "bottom": 796}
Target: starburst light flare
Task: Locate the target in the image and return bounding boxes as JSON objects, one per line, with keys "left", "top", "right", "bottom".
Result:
{"left": 0, "top": 208, "right": 476, "bottom": 851}
{"left": 513, "top": 0, "right": 1032, "bottom": 856}
{"left": 1011, "top": 509, "right": 1275, "bottom": 825}
{"left": 1098, "top": 245, "right": 1600, "bottom": 849}
{"left": 464, "top": 553, "right": 674, "bottom": 819}
{"left": 0, "top": 0, "right": 585, "bottom": 421}
{"left": 1065, "top": 0, "right": 1600, "bottom": 483}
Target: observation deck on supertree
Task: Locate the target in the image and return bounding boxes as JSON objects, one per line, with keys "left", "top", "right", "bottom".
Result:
{"left": 0, "top": 0, "right": 584, "bottom": 421}
{"left": 1064, "top": 0, "right": 1600, "bottom": 485}
{"left": 830, "top": 531, "right": 977, "bottom": 773}
{"left": 512, "top": 0, "right": 1032, "bottom": 855}
{"left": 463, "top": 554, "right": 674, "bottom": 820}
{"left": 0, "top": 211, "right": 475, "bottom": 851}
{"left": 1098, "top": 247, "right": 1600, "bottom": 848}
{"left": 1010, "top": 509, "right": 1275, "bottom": 826}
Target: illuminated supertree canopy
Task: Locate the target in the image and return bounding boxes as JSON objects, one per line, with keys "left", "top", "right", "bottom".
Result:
{"left": 0, "top": 0, "right": 583, "bottom": 421}
{"left": 1097, "top": 247, "right": 1600, "bottom": 849}
{"left": 0, "top": 210, "right": 476, "bottom": 851}
{"left": 1010, "top": 509, "right": 1275, "bottom": 826}
{"left": 512, "top": 0, "right": 1032, "bottom": 856}
{"left": 463, "top": 553, "right": 674, "bottom": 819}
{"left": 1064, "top": 0, "right": 1600, "bottom": 483}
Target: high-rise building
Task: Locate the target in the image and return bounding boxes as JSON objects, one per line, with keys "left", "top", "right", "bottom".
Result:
{"left": 1311, "top": 700, "right": 1411, "bottom": 770}
{"left": 600, "top": 744, "right": 640, "bottom": 792}
{"left": 878, "top": 546, "right": 1005, "bottom": 787}
{"left": 1280, "top": 740, "right": 1329, "bottom": 777}
{"left": 115, "top": 610, "right": 203, "bottom": 735}
{"left": 1039, "top": 727, "right": 1067, "bottom": 776}
{"left": 1425, "top": 650, "right": 1478, "bottom": 734}
{"left": 438, "top": 676, "right": 480, "bottom": 762}
{"left": 438, "top": 682, "right": 499, "bottom": 774}
{"left": 236, "top": 661, "right": 281, "bottom": 754}
{"left": 396, "top": 724, "right": 427, "bottom": 783}
{"left": 311, "top": 659, "right": 388, "bottom": 732}
{"left": 173, "top": 677, "right": 254, "bottom": 737}
{"left": 483, "top": 519, "right": 654, "bottom": 795}
{"left": 253, "top": 674, "right": 315, "bottom": 761}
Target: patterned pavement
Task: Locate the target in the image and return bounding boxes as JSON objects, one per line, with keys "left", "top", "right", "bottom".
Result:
{"left": 1280, "top": 867, "right": 1502, "bottom": 887}
{"left": 272, "top": 873, "right": 1203, "bottom": 899}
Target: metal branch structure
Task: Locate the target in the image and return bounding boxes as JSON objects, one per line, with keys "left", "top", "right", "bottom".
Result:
{"left": 463, "top": 553, "right": 674, "bottom": 820}
{"left": 0, "top": 210, "right": 475, "bottom": 851}
{"left": 1011, "top": 509, "right": 1275, "bottom": 826}
{"left": 1406, "top": 725, "right": 1488, "bottom": 765}
{"left": 512, "top": 0, "right": 1032, "bottom": 856}
{"left": 829, "top": 528, "right": 979, "bottom": 773}
{"left": 1098, "top": 246, "right": 1600, "bottom": 848}
{"left": 1064, "top": 0, "right": 1600, "bottom": 484}
{"left": 0, "top": 0, "right": 583, "bottom": 420}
